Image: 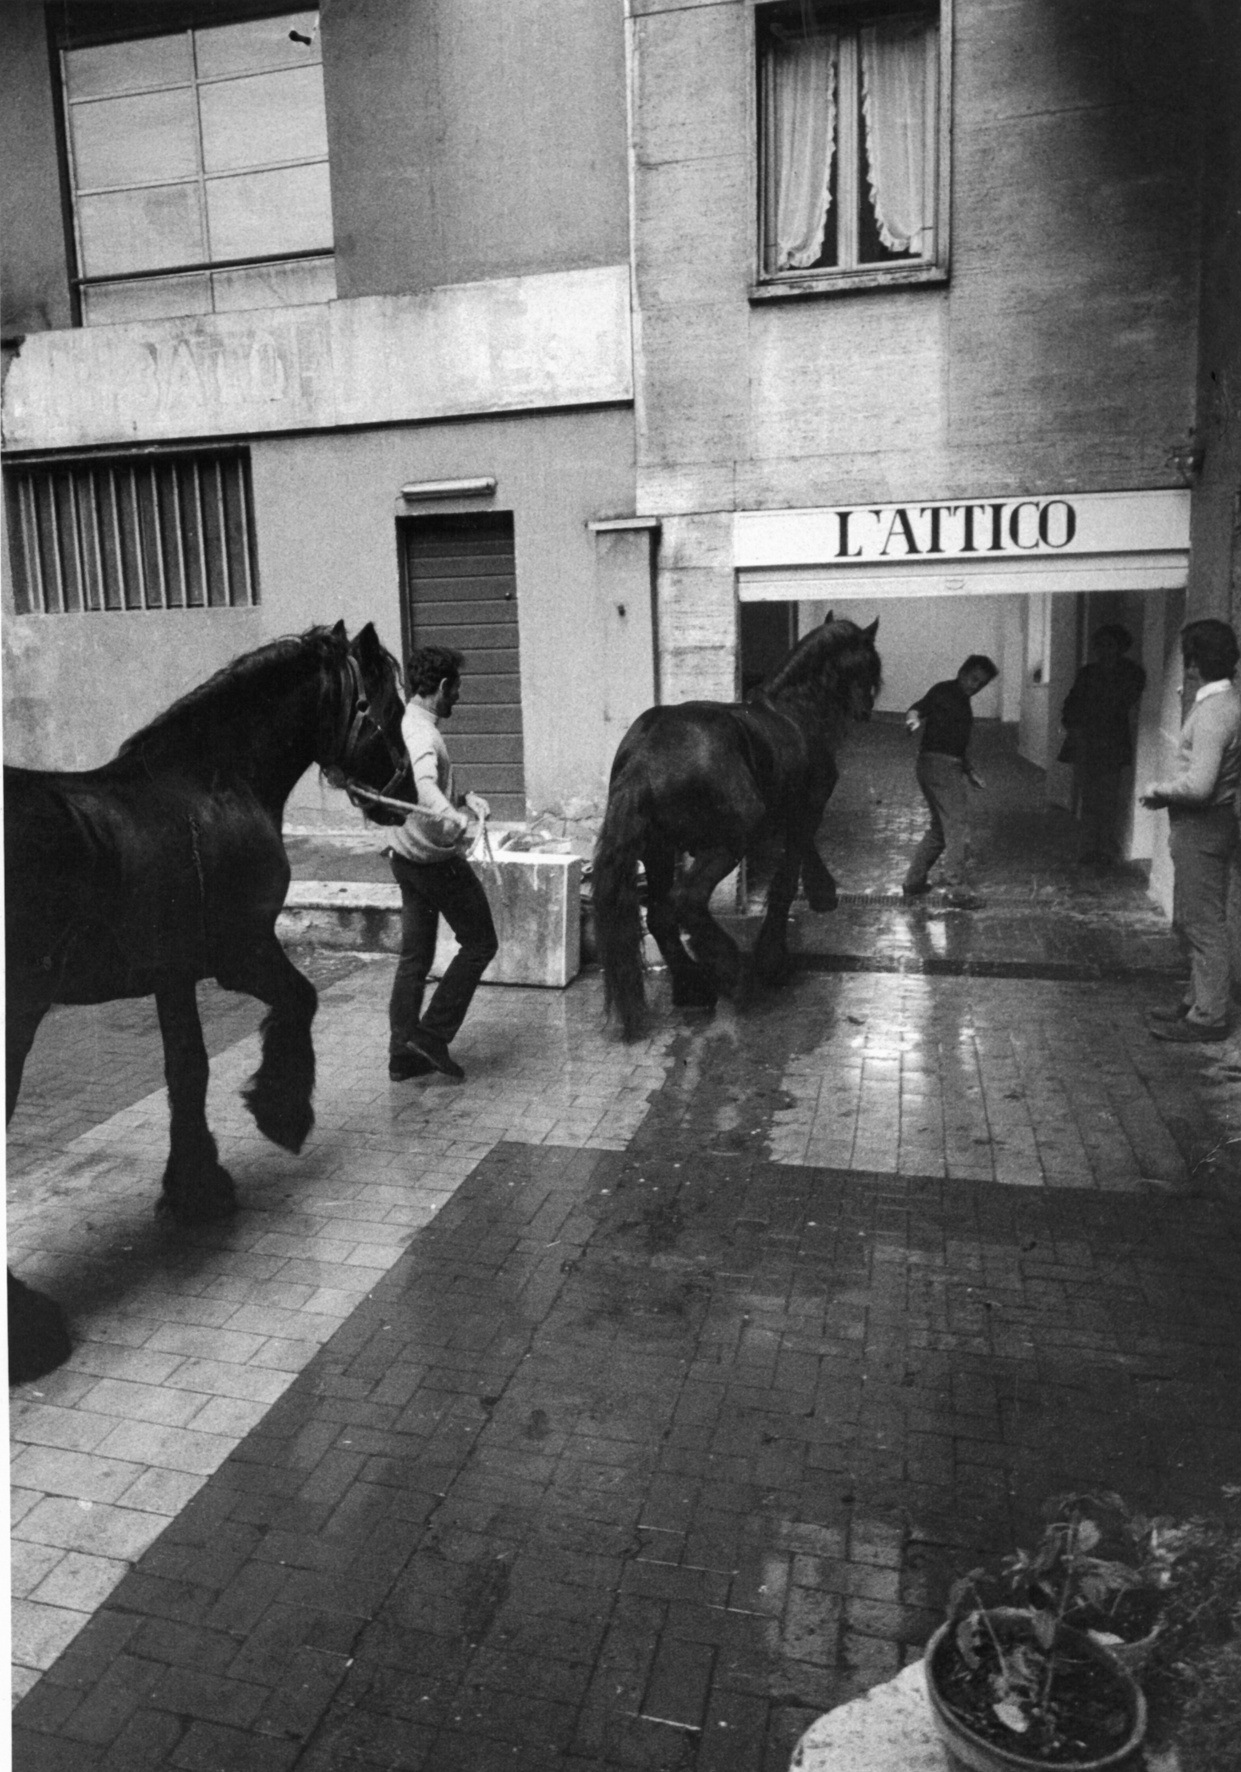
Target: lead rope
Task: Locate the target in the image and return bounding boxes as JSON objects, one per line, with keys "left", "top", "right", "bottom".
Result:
{"left": 345, "top": 781, "right": 494, "bottom": 865}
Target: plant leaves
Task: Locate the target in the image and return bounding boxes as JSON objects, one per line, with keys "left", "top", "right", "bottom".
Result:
{"left": 955, "top": 1616, "right": 981, "bottom": 1669}
{"left": 1077, "top": 1519, "right": 1102, "bottom": 1552}
{"left": 993, "top": 1699, "right": 1030, "bottom": 1733}
{"left": 947, "top": 1574, "right": 984, "bottom": 1618}
{"left": 1032, "top": 1609, "right": 1057, "bottom": 1649}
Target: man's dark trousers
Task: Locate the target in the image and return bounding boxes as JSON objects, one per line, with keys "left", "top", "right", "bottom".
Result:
{"left": 1168, "top": 804, "right": 1238, "bottom": 1026}
{"left": 387, "top": 851, "right": 499, "bottom": 1056}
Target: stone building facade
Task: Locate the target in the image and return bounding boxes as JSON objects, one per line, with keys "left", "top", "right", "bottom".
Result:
{"left": 3, "top": 0, "right": 1238, "bottom": 885}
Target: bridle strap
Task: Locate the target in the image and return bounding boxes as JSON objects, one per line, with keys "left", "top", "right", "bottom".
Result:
{"left": 325, "top": 649, "right": 408, "bottom": 802}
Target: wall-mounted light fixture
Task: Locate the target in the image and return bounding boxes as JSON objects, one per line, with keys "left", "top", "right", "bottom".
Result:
{"left": 1166, "top": 438, "right": 1204, "bottom": 485}
{"left": 587, "top": 516, "right": 661, "bottom": 533}
{"left": 400, "top": 477, "right": 496, "bottom": 501}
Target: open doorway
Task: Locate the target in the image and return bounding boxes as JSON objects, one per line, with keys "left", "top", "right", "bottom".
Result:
{"left": 737, "top": 587, "right": 1176, "bottom": 870}
{"left": 738, "top": 600, "right": 795, "bottom": 698}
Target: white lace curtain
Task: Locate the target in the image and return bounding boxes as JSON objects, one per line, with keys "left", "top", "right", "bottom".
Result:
{"left": 860, "top": 19, "right": 931, "bottom": 255}
{"left": 771, "top": 30, "right": 838, "bottom": 271}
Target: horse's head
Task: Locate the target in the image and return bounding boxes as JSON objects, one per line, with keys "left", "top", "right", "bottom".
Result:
{"left": 321, "top": 621, "right": 412, "bottom": 825}
{"left": 833, "top": 614, "right": 882, "bottom": 722}
{"left": 765, "top": 612, "right": 882, "bottom": 731}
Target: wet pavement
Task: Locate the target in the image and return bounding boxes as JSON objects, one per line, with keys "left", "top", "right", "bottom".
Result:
{"left": 9, "top": 720, "right": 1241, "bottom": 1771}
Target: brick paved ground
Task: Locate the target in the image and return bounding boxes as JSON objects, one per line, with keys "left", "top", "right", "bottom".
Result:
{"left": 10, "top": 720, "right": 1241, "bottom": 1770}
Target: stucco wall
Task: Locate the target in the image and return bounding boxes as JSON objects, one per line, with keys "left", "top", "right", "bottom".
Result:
{"left": 1, "top": 603, "right": 265, "bottom": 772}
{"left": 2, "top": 406, "right": 635, "bottom": 817}
{"left": 325, "top": 0, "right": 630, "bottom": 297}
{"left": 249, "top": 405, "right": 636, "bottom": 826}
{"left": 1186, "top": 0, "right": 1241, "bottom": 627}
{"left": 629, "top": 0, "right": 1203, "bottom": 701}
{"left": 0, "top": 1, "right": 74, "bottom": 336}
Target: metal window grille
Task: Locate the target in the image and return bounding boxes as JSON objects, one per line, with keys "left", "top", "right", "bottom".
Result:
{"left": 6, "top": 450, "right": 259, "bottom": 614}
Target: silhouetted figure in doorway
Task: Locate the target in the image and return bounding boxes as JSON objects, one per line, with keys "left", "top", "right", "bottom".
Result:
{"left": 1059, "top": 623, "right": 1146, "bottom": 866}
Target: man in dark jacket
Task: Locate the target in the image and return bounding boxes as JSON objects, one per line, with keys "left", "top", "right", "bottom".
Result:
{"left": 902, "top": 654, "right": 998, "bottom": 909}
{"left": 1059, "top": 623, "right": 1146, "bottom": 865}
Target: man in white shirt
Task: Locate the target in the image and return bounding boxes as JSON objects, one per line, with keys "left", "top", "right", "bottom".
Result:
{"left": 1141, "top": 619, "right": 1241, "bottom": 1042}
{"left": 386, "top": 645, "right": 497, "bottom": 1081}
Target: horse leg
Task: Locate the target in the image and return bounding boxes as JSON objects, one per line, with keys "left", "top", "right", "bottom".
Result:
{"left": 800, "top": 843, "right": 839, "bottom": 914}
{"left": 673, "top": 848, "right": 745, "bottom": 998}
{"left": 6, "top": 993, "right": 74, "bottom": 1382}
{"left": 7, "top": 989, "right": 48, "bottom": 1124}
{"left": 799, "top": 776, "right": 839, "bottom": 913}
{"left": 643, "top": 840, "right": 718, "bottom": 1012}
{"left": 221, "top": 936, "right": 317, "bottom": 1154}
{"left": 156, "top": 973, "right": 238, "bottom": 1223}
{"left": 8, "top": 1271, "right": 74, "bottom": 1385}
{"left": 753, "top": 826, "right": 803, "bottom": 989}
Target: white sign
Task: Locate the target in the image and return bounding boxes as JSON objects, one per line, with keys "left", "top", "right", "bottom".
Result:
{"left": 2, "top": 265, "right": 632, "bottom": 451}
{"left": 734, "top": 490, "right": 1190, "bottom": 570}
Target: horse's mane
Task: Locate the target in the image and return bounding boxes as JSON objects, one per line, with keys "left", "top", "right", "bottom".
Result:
{"left": 760, "top": 617, "right": 867, "bottom": 698}
{"left": 117, "top": 626, "right": 347, "bottom": 759}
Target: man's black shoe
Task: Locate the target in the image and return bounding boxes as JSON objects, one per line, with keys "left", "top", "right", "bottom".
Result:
{"left": 389, "top": 1052, "right": 435, "bottom": 1081}
{"left": 1147, "top": 1002, "right": 1191, "bottom": 1025}
{"left": 402, "top": 1031, "right": 466, "bottom": 1081}
{"left": 901, "top": 881, "right": 930, "bottom": 899}
{"left": 1148, "top": 1017, "right": 1229, "bottom": 1044}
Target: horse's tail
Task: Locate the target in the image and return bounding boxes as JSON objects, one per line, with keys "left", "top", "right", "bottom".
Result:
{"left": 593, "top": 771, "right": 651, "bottom": 1042}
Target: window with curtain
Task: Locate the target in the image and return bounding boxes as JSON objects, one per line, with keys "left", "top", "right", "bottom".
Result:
{"left": 757, "top": 1, "right": 944, "bottom": 288}
{"left": 60, "top": 10, "right": 335, "bottom": 326}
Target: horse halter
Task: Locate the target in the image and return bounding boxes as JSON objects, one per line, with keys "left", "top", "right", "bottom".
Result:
{"left": 323, "top": 651, "right": 408, "bottom": 806}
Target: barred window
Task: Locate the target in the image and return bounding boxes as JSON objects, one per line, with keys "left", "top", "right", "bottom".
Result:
{"left": 6, "top": 450, "right": 259, "bottom": 614}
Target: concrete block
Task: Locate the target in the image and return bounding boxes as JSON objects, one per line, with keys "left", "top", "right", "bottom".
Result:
{"left": 279, "top": 852, "right": 582, "bottom": 987}
{"left": 433, "top": 850, "right": 582, "bottom": 989}
{"left": 789, "top": 1659, "right": 948, "bottom": 1771}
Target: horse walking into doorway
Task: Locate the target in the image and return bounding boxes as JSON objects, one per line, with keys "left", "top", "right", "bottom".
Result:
{"left": 592, "top": 614, "right": 882, "bottom": 1039}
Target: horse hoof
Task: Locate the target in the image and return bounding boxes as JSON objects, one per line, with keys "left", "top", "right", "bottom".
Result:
{"left": 755, "top": 960, "right": 792, "bottom": 990}
{"left": 243, "top": 1087, "right": 314, "bottom": 1155}
{"left": 158, "top": 1164, "right": 239, "bottom": 1225}
{"left": 671, "top": 979, "right": 718, "bottom": 1011}
{"left": 8, "top": 1273, "right": 73, "bottom": 1384}
{"left": 805, "top": 886, "right": 838, "bottom": 913}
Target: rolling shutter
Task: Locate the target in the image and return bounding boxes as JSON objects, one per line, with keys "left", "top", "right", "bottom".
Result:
{"left": 402, "top": 513, "right": 525, "bottom": 820}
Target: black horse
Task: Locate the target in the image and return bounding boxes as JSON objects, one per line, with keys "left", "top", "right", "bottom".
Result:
{"left": 6, "top": 621, "right": 410, "bottom": 1383}
{"left": 592, "top": 614, "right": 881, "bottom": 1040}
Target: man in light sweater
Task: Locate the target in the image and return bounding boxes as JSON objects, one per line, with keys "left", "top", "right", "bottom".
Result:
{"left": 386, "top": 645, "right": 497, "bottom": 1082}
{"left": 1141, "top": 619, "right": 1241, "bottom": 1043}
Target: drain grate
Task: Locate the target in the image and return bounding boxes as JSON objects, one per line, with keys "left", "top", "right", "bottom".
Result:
{"left": 832, "top": 890, "right": 908, "bottom": 906}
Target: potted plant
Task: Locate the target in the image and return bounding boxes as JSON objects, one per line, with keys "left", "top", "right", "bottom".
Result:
{"left": 925, "top": 1494, "right": 1151, "bottom": 1769}
{"left": 1008, "top": 1491, "right": 1178, "bottom": 1673}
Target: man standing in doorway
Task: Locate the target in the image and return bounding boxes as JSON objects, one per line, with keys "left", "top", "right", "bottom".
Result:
{"left": 902, "top": 654, "right": 999, "bottom": 910}
{"left": 386, "top": 645, "right": 498, "bottom": 1082}
{"left": 1141, "top": 618, "right": 1241, "bottom": 1044}
{"left": 1059, "top": 622, "right": 1147, "bottom": 866}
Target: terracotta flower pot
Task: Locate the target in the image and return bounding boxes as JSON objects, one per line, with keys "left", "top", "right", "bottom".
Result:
{"left": 924, "top": 1608, "right": 1147, "bottom": 1772}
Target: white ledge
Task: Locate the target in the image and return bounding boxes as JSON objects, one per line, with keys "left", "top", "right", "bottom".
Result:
{"left": 2, "top": 264, "right": 633, "bottom": 451}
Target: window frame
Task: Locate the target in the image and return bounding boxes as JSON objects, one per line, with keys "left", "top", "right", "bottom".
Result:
{"left": 49, "top": 3, "right": 333, "bottom": 326}
{"left": 748, "top": 0, "right": 952, "bottom": 302}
